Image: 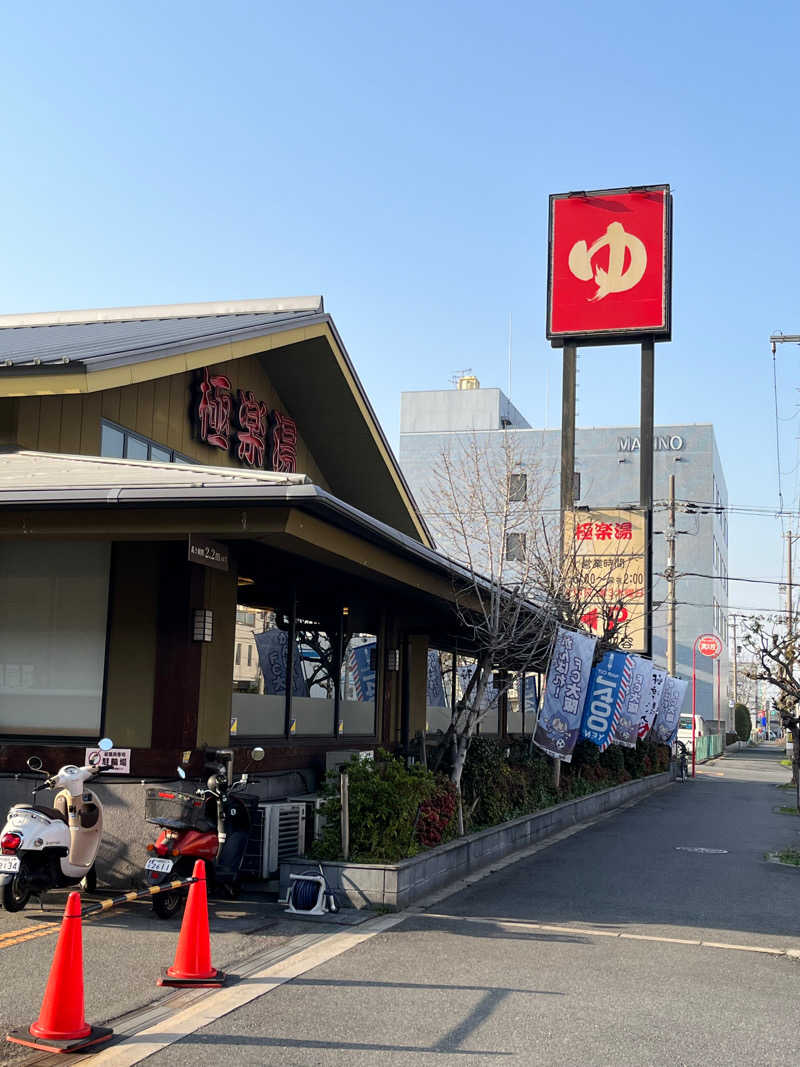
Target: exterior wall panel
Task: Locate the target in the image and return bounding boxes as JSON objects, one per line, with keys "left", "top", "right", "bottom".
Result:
{"left": 104, "top": 543, "right": 159, "bottom": 748}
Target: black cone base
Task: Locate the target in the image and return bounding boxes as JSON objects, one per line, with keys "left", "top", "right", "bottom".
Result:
{"left": 7, "top": 1023, "right": 113, "bottom": 1053}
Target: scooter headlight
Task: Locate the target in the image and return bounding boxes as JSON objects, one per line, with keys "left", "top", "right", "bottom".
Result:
{"left": 1, "top": 832, "right": 22, "bottom": 854}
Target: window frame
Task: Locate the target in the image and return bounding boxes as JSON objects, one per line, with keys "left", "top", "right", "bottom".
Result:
{"left": 100, "top": 419, "right": 194, "bottom": 465}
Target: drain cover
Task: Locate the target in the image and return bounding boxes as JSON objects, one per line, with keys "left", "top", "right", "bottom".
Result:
{"left": 675, "top": 846, "right": 728, "bottom": 854}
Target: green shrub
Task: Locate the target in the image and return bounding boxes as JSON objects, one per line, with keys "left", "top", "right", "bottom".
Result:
{"left": 571, "top": 738, "right": 601, "bottom": 772}
{"left": 600, "top": 743, "right": 625, "bottom": 777}
{"left": 310, "top": 750, "right": 437, "bottom": 863}
{"left": 312, "top": 733, "right": 672, "bottom": 863}
{"left": 735, "top": 703, "right": 751, "bottom": 742}
{"left": 460, "top": 737, "right": 509, "bottom": 828}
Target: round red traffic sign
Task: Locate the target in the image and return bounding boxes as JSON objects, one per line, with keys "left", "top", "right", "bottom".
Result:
{"left": 697, "top": 633, "right": 723, "bottom": 658}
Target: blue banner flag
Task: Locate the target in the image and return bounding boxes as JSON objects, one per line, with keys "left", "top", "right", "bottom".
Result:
{"left": 347, "top": 640, "right": 377, "bottom": 702}
{"left": 533, "top": 627, "right": 597, "bottom": 763}
{"left": 427, "top": 651, "right": 447, "bottom": 708}
{"left": 579, "top": 651, "right": 633, "bottom": 752}
{"left": 653, "top": 676, "right": 689, "bottom": 744}
{"left": 254, "top": 629, "right": 307, "bottom": 696}
{"left": 613, "top": 655, "right": 652, "bottom": 749}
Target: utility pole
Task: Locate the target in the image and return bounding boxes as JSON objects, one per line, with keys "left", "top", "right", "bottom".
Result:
{"left": 786, "top": 531, "right": 798, "bottom": 796}
{"left": 666, "top": 474, "right": 677, "bottom": 676}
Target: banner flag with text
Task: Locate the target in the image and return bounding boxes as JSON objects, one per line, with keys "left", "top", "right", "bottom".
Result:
{"left": 653, "top": 676, "right": 689, "bottom": 744}
{"left": 579, "top": 650, "right": 633, "bottom": 752}
{"left": 613, "top": 655, "right": 652, "bottom": 748}
{"left": 533, "top": 627, "right": 596, "bottom": 763}
{"left": 640, "top": 666, "right": 667, "bottom": 739}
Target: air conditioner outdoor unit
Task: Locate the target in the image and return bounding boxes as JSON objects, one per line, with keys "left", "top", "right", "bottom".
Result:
{"left": 258, "top": 801, "right": 306, "bottom": 878}
{"left": 287, "top": 793, "right": 327, "bottom": 841}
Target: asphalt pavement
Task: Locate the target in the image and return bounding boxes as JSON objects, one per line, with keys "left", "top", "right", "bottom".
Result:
{"left": 2, "top": 744, "right": 797, "bottom": 1066}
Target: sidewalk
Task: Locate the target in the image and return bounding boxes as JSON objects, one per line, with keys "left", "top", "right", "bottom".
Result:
{"left": 3, "top": 746, "right": 796, "bottom": 1065}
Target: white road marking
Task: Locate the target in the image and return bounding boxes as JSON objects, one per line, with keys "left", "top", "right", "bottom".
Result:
{"left": 414, "top": 912, "right": 792, "bottom": 957}
{"left": 87, "top": 913, "right": 406, "bottom": 1066}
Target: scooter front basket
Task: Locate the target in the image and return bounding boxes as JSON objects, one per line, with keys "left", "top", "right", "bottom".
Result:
{"left": 144, "top": 789, "right": 215, "bottom": 832}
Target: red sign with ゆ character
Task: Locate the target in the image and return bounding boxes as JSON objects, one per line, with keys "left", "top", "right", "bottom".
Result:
{"left": 547, "top": 185, "right": 671, "bottom": 343}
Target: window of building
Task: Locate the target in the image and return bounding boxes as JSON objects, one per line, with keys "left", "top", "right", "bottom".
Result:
{"left": 0, "top": 542, "right": 111, "bottom": 737}
{"left": 426, "top": 650, "right": 454, "bottom": 735}
{"left": 100, "top": 420, "right": 194, "bottom": 465}
{"left": 340, "top": 634, "right": 378, "bottom": 735}
{"left": 230, "top": 604, "right": 379, "bottom": 738}
{"left": 509, "top": 473, "right": 527, "bottom": 502}
{"left": 505, "top": 532, "right": 526, "bottom": 562}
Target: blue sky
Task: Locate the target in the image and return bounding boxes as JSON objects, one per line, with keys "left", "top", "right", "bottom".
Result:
{"left": 1, "top": 1, "right": 799, "bottom": 616}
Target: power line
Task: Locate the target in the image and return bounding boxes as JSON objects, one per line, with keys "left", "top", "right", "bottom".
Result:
{"left": 676, "top": 571, "right": 788, "bottom": 587}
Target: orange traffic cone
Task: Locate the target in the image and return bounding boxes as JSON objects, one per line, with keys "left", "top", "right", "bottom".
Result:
{"left": 6, "top": 891, "right": 113, "bottom": 1053}
{"left": 158, "top": 860, "right": 225, "bottom": 987}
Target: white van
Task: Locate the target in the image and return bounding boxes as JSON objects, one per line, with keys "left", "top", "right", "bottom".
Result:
{"left": 677, "top": 714, "right": 705, "bottom": 752}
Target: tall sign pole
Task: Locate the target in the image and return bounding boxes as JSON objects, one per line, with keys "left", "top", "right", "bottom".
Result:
{"left": 560, "top": 344, "right": 577, "bottom": 530}
{"left": 640, "top": 338, "right": 654, "bottom": 656}
{"left": 547, "top": 184, "right": 672, "bottom": 662}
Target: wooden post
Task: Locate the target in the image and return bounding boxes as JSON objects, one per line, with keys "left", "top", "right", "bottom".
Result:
{"left": 340, "top": 770, "right": 350, "bottom": 861}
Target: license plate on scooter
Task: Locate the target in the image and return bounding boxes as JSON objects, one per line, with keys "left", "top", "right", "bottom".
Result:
{"left": 0, "top": 856, "right": 20, "bottom": 873}
{"left": 145, "top": 858, "right": 174, "bottom": 874}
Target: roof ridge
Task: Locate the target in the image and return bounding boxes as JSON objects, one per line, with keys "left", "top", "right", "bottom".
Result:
{"left": 0, "top": 297, "right": 324, "bottom": 329}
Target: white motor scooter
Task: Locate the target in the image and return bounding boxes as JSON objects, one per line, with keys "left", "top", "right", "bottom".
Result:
{"left": 0, "top": 738, "right": 114, "bottom": 911}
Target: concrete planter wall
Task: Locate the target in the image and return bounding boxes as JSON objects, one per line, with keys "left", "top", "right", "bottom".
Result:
{"left": 281, "top": 770, "right": 670, "bottom": 910}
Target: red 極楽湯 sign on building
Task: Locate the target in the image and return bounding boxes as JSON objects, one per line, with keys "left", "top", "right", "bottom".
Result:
{"left": 194, "top": 368, "right": 297, "bottom": 473}
{"left": 546, "top": 185, "right": 672, "bottom": 345}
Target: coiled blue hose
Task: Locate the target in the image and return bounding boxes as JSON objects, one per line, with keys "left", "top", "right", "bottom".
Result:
{"left": 290, "top": 876, "right": 321, "bottom": 911}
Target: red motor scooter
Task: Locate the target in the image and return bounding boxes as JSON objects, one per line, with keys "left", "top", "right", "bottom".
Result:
{"left": 144, "top": 746, "right": 264, "bottom": 918}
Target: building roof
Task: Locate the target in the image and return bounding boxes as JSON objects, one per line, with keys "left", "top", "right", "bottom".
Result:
{"left": 0, "top": 449, "right": 309, "bottom": 497}
{"left": 0, "top": 296, "right": 433, "bottom": 547}
{"left": 0, "top": 297, "right": 325, "bottom": 372}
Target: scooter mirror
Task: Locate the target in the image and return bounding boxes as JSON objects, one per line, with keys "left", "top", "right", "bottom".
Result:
{"left": 177, "top": 766, "right": 186, "bottom": 780}
{"left": 27, "top": 755, "right": 43, "bottom": 772}
{"left": 98, "top": 737, "right": 114, "bottom": 751}
{"left": 251, "top": 746, "right": 265, "bottom": 762}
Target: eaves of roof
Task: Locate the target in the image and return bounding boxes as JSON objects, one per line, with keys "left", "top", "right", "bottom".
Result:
{"left": 0, "top": 473, "right": 550, "bottom": 628}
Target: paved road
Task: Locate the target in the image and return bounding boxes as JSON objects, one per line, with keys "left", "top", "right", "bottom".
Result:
{"left": 140, "top": 745, "right": 800, "bottom": 1067}
{"left": 2, "top": 746, "right": 796, "bottom": 1065}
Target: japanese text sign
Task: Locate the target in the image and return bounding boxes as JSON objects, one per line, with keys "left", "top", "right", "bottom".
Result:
{"left": 563, "top": 508, "right": 647, "bottom": 654}
{"left": 533, "top": 626, "right": 596, "bottom": 763}
{"left": 652, "top": 676, "right": 689, "bottom": 744}
{"left": 84, "top": 747, "right": 131, "bottom": 774}
{"left": 194, "top": 367, "right": 297, "bottom": 473}
{"left": 640, "top": 665, "right": 666, "bottom": 739}
{"left": 613, "top": 654, "right": 652, "bottom": 749}
{"left": 547, "top": 185, "right": 672, "bottom": 344}
{"left": 697, "top": 634, "right": 722, "bottom": 658}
